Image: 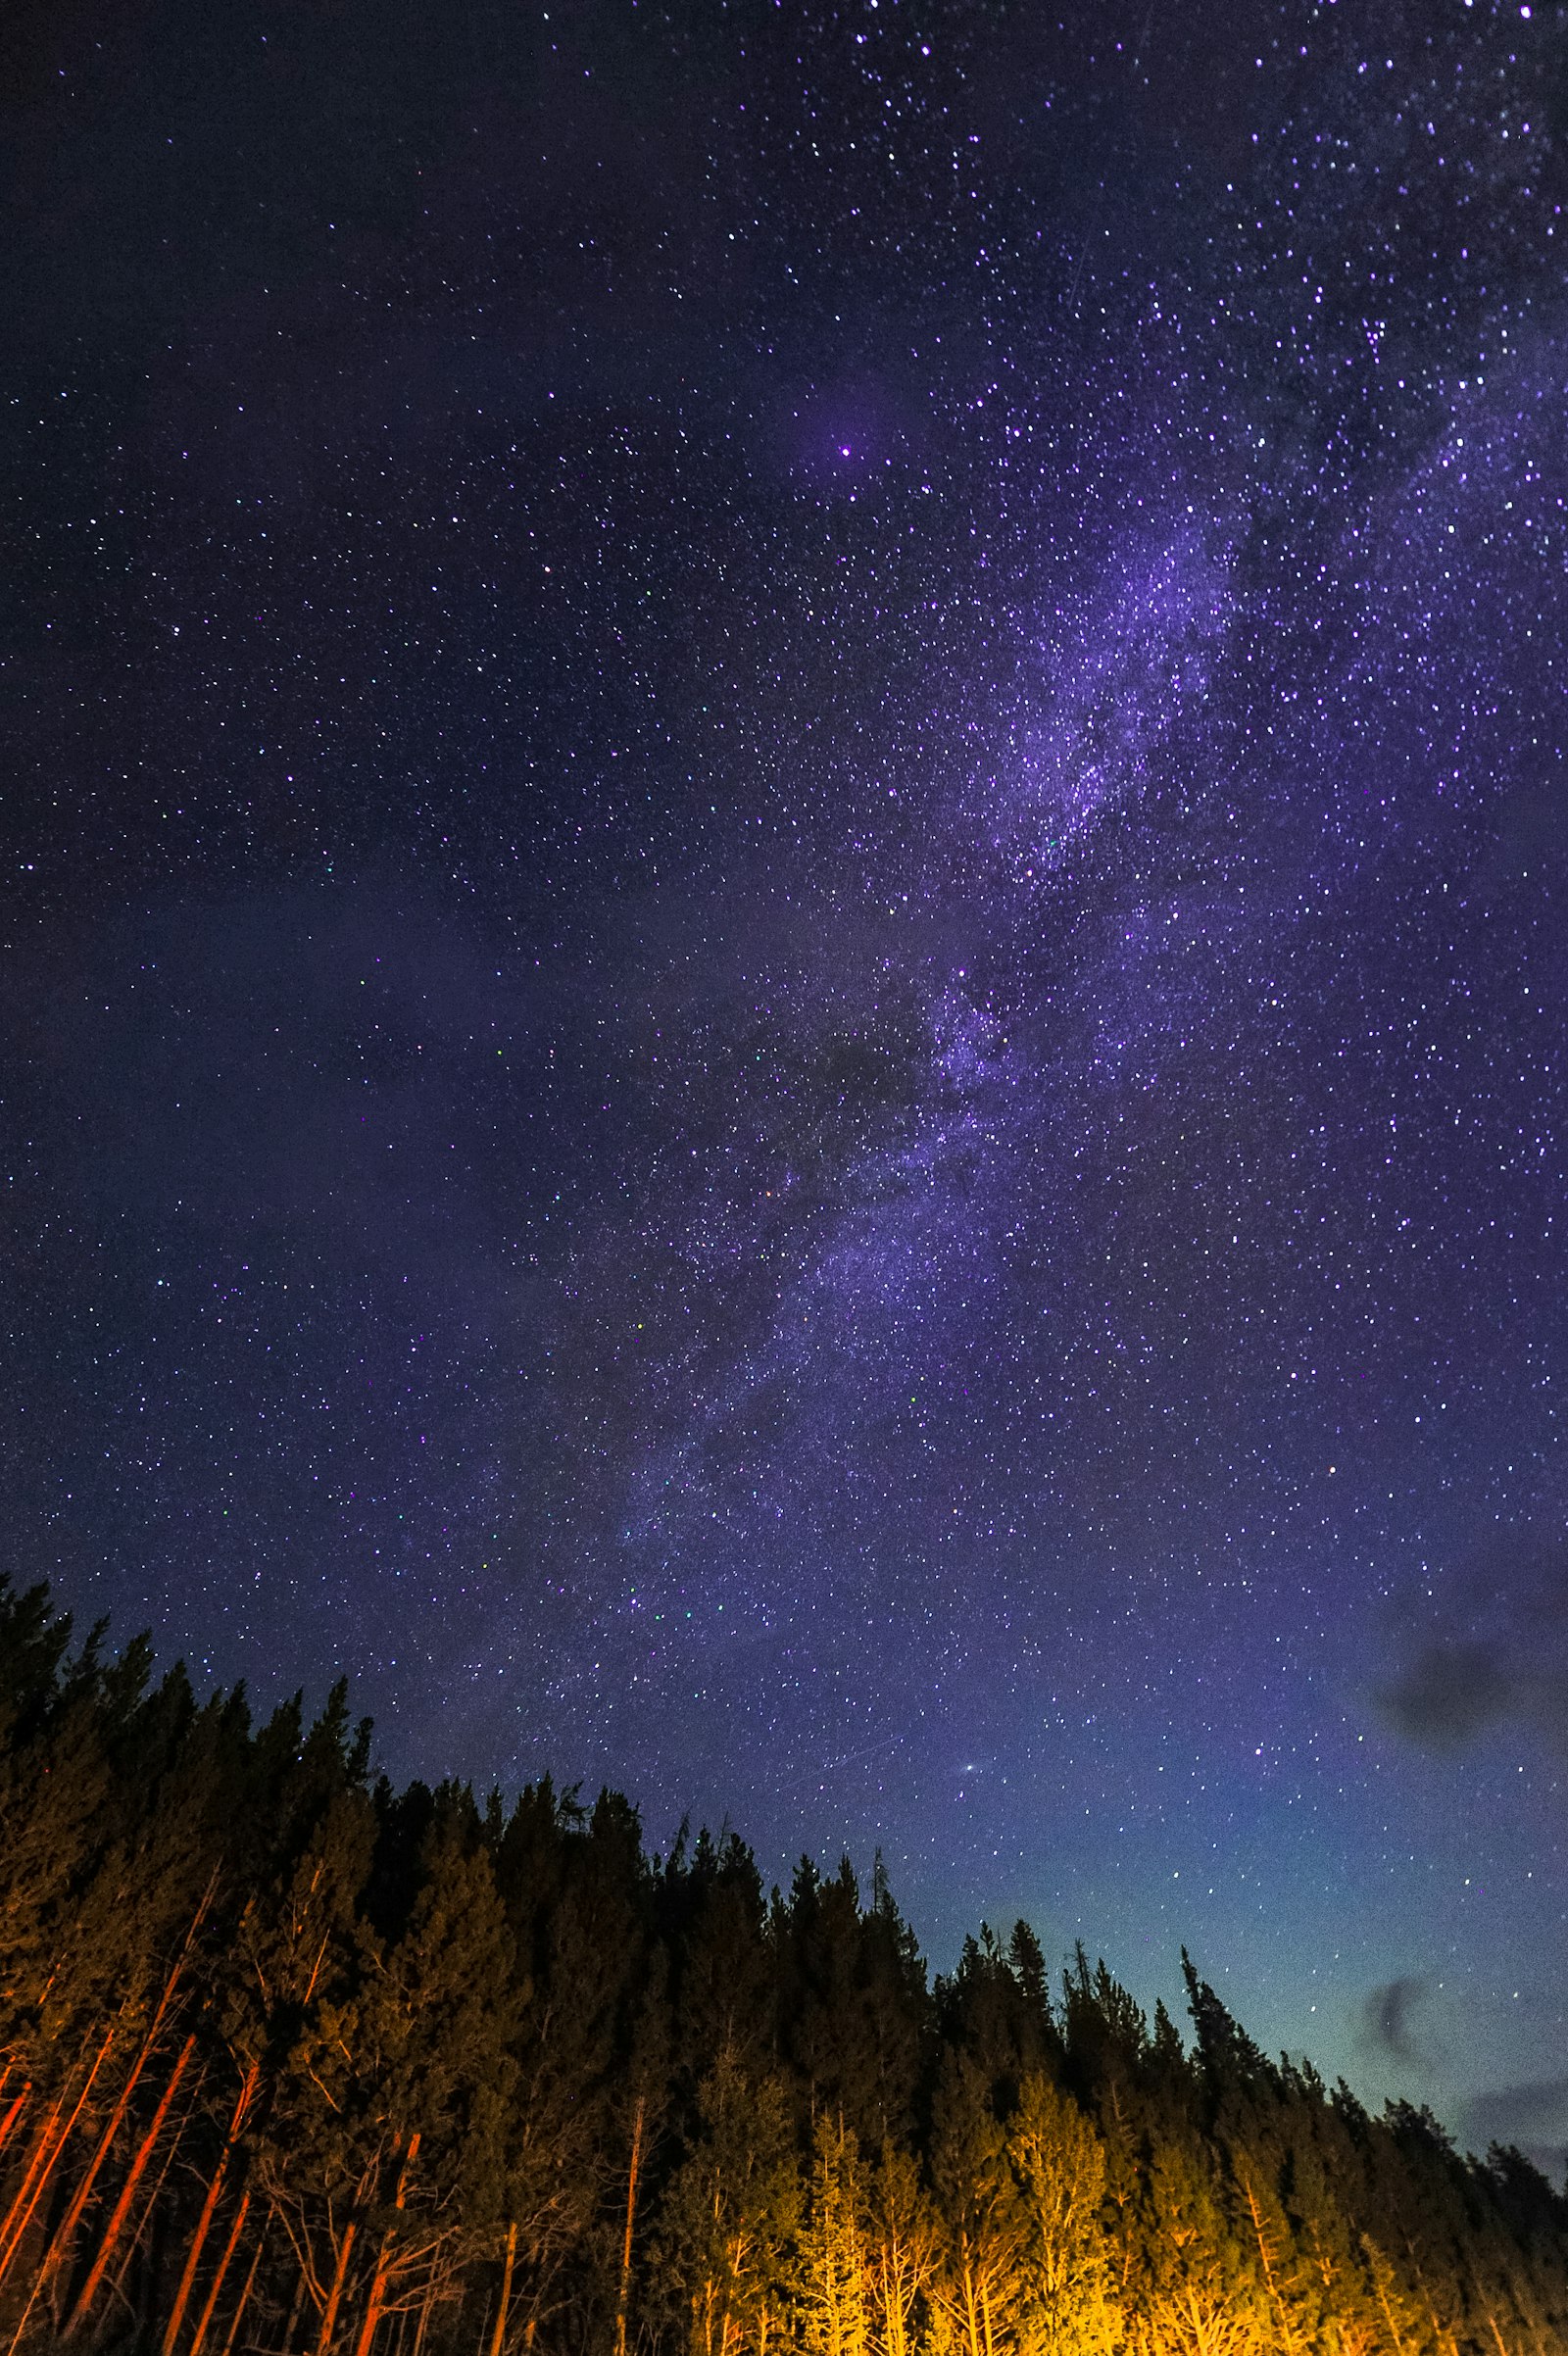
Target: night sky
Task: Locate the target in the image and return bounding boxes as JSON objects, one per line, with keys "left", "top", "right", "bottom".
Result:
{"left": 5, "top": 0, "right": 1567, "bottom": 2163}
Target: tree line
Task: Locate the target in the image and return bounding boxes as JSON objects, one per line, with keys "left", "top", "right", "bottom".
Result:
{"left": 0, "top": 1576, "right": 1562, "bottom": 2355}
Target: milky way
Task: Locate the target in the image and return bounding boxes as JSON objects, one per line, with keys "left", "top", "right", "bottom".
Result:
{"left": 4, "top": 0, "right": 1567, "bottom": 2161}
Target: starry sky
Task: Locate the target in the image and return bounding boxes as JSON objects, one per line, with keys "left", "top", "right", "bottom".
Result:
{"left": 4, "top": 0, "right": 1567, "bottom": 2160}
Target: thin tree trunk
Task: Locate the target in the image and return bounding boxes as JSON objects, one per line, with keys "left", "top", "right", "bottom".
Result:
{"left": 0, "top": 2028, "right": 116, "bottom": 2287}
{"left": 112, "top": 2097, "right": 188, "bottom": 2304}
{"left": 1242, "top": 2176, "right": 1302, "bottom": 2356}
{"left": 313, "top": 2216, "right": 358, "bottom": 2356}
{"left": 278, "top": 2259, "right": 308, "bottom": 2356}
{"left": 613, "top": 2098, "right": 644, "bottom": 2356}
{"left": 411, "top": 2271, "right": 437, "bottom": 2356}
{"left": 162, "top": 2062, "right": 262, "bottom": 2356}
{"left": 34, "top": 1894, "right": 210, "bottom": 2300}
{"left": 0, "top": 2086, "right": 68, "bottom": 2280}
{"left": 959, "top": 2260, "right": 982, "bottom": 2356}
{"left": 216, "top": 2219, "right": 265, "bottom": 2356}
{"left": 353, "top": 2132, "right": 420, "bottom": 2356}
{"left": 189, "top": 2188, "right": 252, "bottom": 2356}
{"left": 0, "top": 2083, "right": 29, "bottom": 2165}
{"left": 41, "top": 2027, "right": 162, "bottom": 2277}
{"left": 882, "top": 2273, "right": 906, "bottom": 2356}
{"left": 487, "top": 2221, "right": 516, "bottom": 2356}
{"left": 65, "top": 2031, "right": 198, "bottom": 2335}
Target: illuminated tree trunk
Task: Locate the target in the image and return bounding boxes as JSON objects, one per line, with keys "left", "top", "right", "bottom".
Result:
{"left": 614, "top": 2098, "right": 645, "bottom": 2356}
{"left": 957, "top": 2250, "right": 983, "bottom": 2356}
{"left": 489, "top": 2220, "right": 517, "bottom": 2356}
{"left": 43, "top": 2026, "right": 168, "bottom": 2284}
{"left": 111, "top": 2096, "right": 188, "bottom": 2304}
{"left": 0, "top": 2027, "right": 115, "bottom": 2286}
{"left": 978, "top": 2274, "right": 999, "bottom": 2356}
{"left": 65, "top": 2029, "right": 198, "bottom": 2335}
{"left": 314, "top": 2215, "right": 358, "bottom": 2356}
{"left": 353, "top": 2131, "right": 420, "bottom": 2356}
{"left": 355, "top": 2233, "right": 394, "bottom": 2352}
{"left": 187, "top": 2188, "right": 251, "bottom": 2356}
{"left": 1239, "top": 2171, "right": 1305, "bottom": 2356}
{"left": 161, "top": 2061, "right": 261, "bottom": 2356}
{"left": 0, "top": 2083, "right": 29, "bottom": 2165}
{"left": 215, "top": 2216, "right": 265, "bottom": 2356}
{"left": 0, "top": 2090, "right": 63, "bottom": 2280}
{"left": 35, "top": 1878, "right": 213, "bottom": 2306}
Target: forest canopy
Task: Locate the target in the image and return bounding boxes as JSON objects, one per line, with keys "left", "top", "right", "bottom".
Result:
{"left": 0, "top": 1577, "right": 1561, "bottom": 2356}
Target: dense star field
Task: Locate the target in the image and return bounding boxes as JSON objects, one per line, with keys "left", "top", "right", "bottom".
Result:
{"left": 3, "top": 0, "right": 1566, "bottom": 2165}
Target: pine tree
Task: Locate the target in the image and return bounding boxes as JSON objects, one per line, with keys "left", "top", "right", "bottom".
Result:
{"left": 1129, "top": 2131, "right": 1262, "bottom": 2356}
{"left": 775, "top": 1856, "right": 929, "bottom": 2151}
{"left": 1005, "top": 2073, "right": 1119, "bottom": 2356}
{"left": 348, "top": 1789, "right": 519, "bottom": 2343}
{"left": 863, "top": 2140, "right": 941, "bottom": 2356}
{"left": 655, "top": 2055, "right": 800, "bottom": 2356}
{"left": 797, "top": 2115, "right": 871, "bottom": 2356}
{"left": 927, "top": 2049, "right": 1028, "bottom": 2356}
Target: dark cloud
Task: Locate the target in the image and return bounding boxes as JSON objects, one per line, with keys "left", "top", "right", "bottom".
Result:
{"left": 1357, "top": 1977, "right": 1433, "bottom": 2072}
{"left": 1461, "top": 2077, "right": 1568, "bottom": 2169}
{"left": 1378, "top": 1532, "right": 1568, "bottom": 1754}
{"left": 1378, "top": 1643, "right": 1512, "bottom": 1750}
